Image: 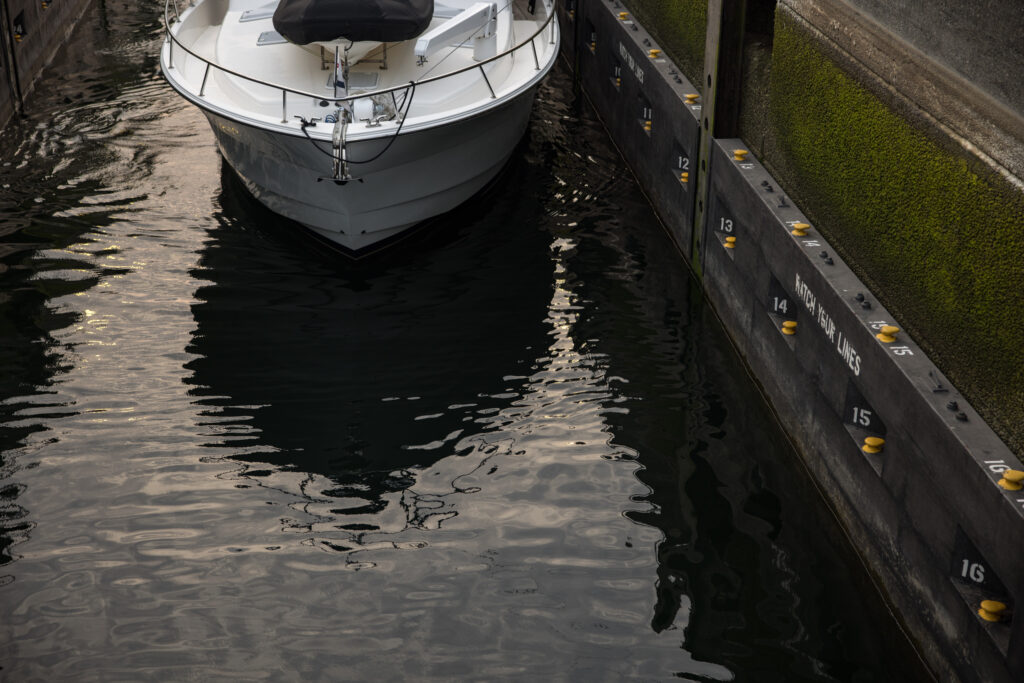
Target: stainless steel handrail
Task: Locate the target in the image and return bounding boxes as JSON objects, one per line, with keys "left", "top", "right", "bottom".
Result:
{"left": 163, "top": 0, "right": 557, "bottom": 113}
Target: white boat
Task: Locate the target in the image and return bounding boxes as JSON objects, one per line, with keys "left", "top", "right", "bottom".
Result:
{"left": 160, "top": 0, "right": 559, "bottom": 252}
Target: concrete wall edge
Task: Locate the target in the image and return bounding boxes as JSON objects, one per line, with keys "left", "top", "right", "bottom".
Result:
{"left": 776, "top": 0, "right": 1024, "bottom": 192}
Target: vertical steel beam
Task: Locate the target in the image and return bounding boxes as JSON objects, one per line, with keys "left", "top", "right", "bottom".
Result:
{"left": 690, "top": 0, "right": 747, "bottom": 272}
{"left": 0, "top": 0, "right": 26, "bottom": 122}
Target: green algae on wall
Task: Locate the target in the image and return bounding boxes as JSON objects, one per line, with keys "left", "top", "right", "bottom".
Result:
{"left": 764, "top": 11, "right": 1024, "bottom": 454}
{"left": 621, "top": 0, "right": 707, "bottom": 88}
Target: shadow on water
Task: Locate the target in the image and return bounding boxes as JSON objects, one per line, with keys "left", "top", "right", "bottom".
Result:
{"left": 185, "top": 153, "right": 557, "bottom": 535}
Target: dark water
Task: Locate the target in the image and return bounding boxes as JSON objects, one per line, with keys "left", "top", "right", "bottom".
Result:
{"left": 0, "top": 2, "right": 930, "bottom": 681}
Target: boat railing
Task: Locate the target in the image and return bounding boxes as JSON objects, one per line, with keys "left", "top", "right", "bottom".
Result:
{"left": 162, "top": 0, "right": 557, "bottom": 123}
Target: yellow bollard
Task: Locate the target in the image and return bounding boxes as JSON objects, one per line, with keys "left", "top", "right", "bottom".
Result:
{"left": 618, "top": 12, "right": 628, "bottom": 20}
{"left": 732, "top": 149, "right": 748, "bottom": 161}
{"left": 791, "top": 222, "right": 810, "bottom": 237}
{"left": 781, "top": 320, "right": 797, "bottom": 336}
{"left": 724, "top": 236, "right": 736, "bottom": 249}
{"left": 978, "top": 600, "right": 1007, "bottom": 622}
{"left": 648, "top": 49, "right": 661, "bottom": 59}
{"left": 679, "top": 171, "right": 689, "bottom": 183}
{"left": 875, "top": 325, "right": 900, "bottom": 343}
{"left": 998, "top": 469, "right": 1024, "bottom": 491}
{"left": 685, "top": 93, "right": 699, "bottom": 104}
{"left": 862, "top": 436, "right": 885, "bottom": 454}
{"left": 643, "top": 120, "right": 652, "bottom": 132}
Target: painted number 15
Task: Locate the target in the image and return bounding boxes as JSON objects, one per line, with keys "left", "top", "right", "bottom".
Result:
{"left": 851, "top": 407, "right": 872, "bottom": 427}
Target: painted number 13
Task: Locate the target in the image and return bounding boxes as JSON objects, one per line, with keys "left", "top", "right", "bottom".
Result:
{"left": 720, "top": 218, "right": 734, "bottom": 233}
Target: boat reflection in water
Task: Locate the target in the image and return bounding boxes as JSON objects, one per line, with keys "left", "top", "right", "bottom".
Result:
{"left": 186, "top": 159, "right": 559, "bottom": 554}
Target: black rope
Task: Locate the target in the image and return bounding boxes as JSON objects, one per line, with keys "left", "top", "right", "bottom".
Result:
{"left": 299, "top": 122, "right": 336, "bottom": 159}
{"left": 296, "top": 81, "right": 417, "bottom": 167}
{"left": 349, "top": 81, "right": 416, "bottom": 165}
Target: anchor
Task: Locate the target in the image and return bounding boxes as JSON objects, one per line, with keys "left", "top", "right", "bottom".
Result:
{"left": 331, "top": 108, "right": 354, "bottom": 183}
{"left": 319, "top": 44, "right": 363, "bottom": 184}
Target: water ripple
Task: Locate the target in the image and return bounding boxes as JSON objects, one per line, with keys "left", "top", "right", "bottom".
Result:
{"left": 0, "top": 4, "right": 929, "bottom": 681}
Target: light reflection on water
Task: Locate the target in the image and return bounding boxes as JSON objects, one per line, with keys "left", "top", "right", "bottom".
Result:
{"left": 0, "top": 1, "right": 929, "bottom": 681}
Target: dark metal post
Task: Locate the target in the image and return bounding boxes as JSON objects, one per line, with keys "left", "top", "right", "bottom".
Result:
{"left": 0, "top": 0, "right": 26, "bottom": 121}
{"left": 690, "top": 0, "right": 747, "bottom": 271}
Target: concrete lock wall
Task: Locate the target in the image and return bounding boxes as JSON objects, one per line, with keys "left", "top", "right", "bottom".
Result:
{"left": 587, "top": 0, "right": 1024, "bottom": 459}
{"left": 558, "top": 0, "right": 1024, "bottom": 680}
{"left": 758, "top": 4, "right": 1024, "bottom": 462}
{"left": 1, "top": 0, "right": 92, "bottom": 128}
{"left": 834, "top": 0, "right": 1024, "bottom": 118}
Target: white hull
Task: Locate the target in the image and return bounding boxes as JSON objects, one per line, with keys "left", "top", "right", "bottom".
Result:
{"left": 204, "top": 91, "right": 535, "bottom": 251}
{"left": 159, "top": 0, "right": 559, "bottom": 252}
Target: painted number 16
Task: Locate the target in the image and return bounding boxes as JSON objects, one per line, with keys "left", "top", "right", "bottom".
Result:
{"left": 960, "top": 559, "right": 985, "bottom": 584}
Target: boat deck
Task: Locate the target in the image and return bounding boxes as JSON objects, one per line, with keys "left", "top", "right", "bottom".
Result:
{"left": 165, "top": 0, "right": 555, "bottom": 138}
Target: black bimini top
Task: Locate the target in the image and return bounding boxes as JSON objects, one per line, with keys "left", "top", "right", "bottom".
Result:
{"left": 273, "top": 0, "right": 435, "bottom": 44}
